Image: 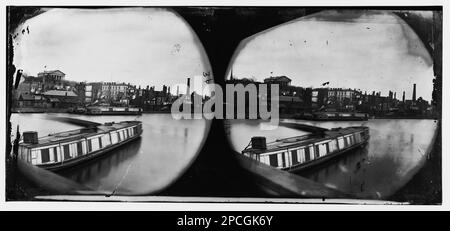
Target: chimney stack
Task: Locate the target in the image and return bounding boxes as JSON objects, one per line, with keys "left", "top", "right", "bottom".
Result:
{"left": 186, "top": 78, "right": 191, "bottom": 96}
{"left": 402, "top": 91, "right": 405, "bottom": 103}
{"left": 412, "top": 83, "right": 416, "bottom": 102}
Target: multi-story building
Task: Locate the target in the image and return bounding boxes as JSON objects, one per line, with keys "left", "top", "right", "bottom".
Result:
{"left": 312, "top": 88, "right": 362, "bottom": 111}
{"left": 311, "top": 88, "right": 329, "bottom": 109}
{"left": 327, "top": 88, "right": 355, "bottom": 103}
{"left": 84, "top": 82, "right": 103, "bottom": 104}
{"left": 129, "top": 84, "right": 174, "bottom": 111}
{"left": 84, "top": 82, "right": 130, "bottom": 105}
{"left": 263, "top": 76, "right": 291, "bottom": 88}
{"left": 37, "top": 70, "right": 65, "bottom": 91}
{"left": 84, "top": 84, "right": 93, "bottom": 103}
{"left": 100, "top": 82, "right": 129, "bottom": 104}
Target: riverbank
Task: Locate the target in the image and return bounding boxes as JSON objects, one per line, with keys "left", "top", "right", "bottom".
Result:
{"left": 279, "top": 113, "right": 436, "bottom": 120}
{"left": 12, "top": 107, "right": 69, "bottom": 113}
{"left": 141, "top": 110, "right": 171, "bottom": 114}
{"left": 373, "top": 116, "right": 438, "bottom": 120}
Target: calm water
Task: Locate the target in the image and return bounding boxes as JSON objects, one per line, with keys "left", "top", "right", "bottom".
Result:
{"left": 227, "top": 119, "right": 438, "bottom": 199}
{"left": 11, "top": 113, "right": 209, "bottom": 195}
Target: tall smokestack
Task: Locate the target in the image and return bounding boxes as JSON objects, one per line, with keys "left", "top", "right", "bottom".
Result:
{"left": 412, "top": 83, "right": 416, "bottom": 102}
{"left": 403, "top": 91, "right": 405, "bottom": 103}
{"left": 186, "top": 78, "right": 191, "bottom": 96}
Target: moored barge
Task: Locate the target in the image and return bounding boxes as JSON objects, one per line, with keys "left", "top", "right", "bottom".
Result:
{"left": 295, "top": 112, "right": 369, "bottom": 121}
{"left": 85, "top": 106, "right": 142, "bottom": 115}
{"left": 17, "top": 121, "right": 142, "bottom": 171}
{"left": 313, "top": 112, "right": 369, "bottom": 121}
{"left": 242, "top": 126, "right": 369, "bottom": 172}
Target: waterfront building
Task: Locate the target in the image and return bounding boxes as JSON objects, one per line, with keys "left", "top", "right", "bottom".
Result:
{"left": 311, "top": 88, "right": 329, "bottom": 109}
{"left": 37, "top": 70, "right": 66, "bottom": 91}
{"left": 84, "top": 84, "right": 93, "bottom": 103}
{"left": 263, "top": 76, "right": 292, "bottom": 88}
{"left": 100, "top": 82, "right": 129, "bottom": 104}
{"left": 327, "top": 88, "right": 355, "bottom": 102}
{"left": 84, "top": 82, "right": 103, "bottom": 104}
{"left": 84, "top": 82, "right": 130, "bottom": 105}
{"left": 16, "top": 94, "right": 46, "bottom": 108}
{"left": 42, "top": 90, "right": 80, "bottom": 108}
{"left": 128, "top": 84, "right": 174, "bottom": 111}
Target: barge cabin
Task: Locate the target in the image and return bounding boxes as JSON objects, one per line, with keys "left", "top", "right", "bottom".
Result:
{"left": 242, "top": 126, "right": 369, "bottom": 172}
{"left": 18, "top": 121, "right": 142, "bottom": 171}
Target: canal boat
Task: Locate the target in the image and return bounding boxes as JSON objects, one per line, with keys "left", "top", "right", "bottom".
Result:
{"left": 85, "top": 106, "right": 142, "bottom": 115}
{"left": 295, "top": 112, "right": 369, "bottom": 121}
{"left": 242, "top": 126, "right": 369, "bottom": 172}
{"left": 313, "top": 112, "right": 369, "bottom": 121}
{"left": 17, "top": 121, "right": 143, "bottom": 171}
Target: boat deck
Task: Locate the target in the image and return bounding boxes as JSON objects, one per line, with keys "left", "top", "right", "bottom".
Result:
{"left": 251, "top": 126, "right": 367, "bottom": 153}
{"left": 20, "top": 121, "right": 140, "bottom": 148}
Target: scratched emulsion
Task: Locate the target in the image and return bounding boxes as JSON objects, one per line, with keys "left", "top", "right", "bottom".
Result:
{"left": 227, "top": 119, "right": 437, "bottom": 199}
{"left": 11, "top": 113, "right": 208, "bottom": 194}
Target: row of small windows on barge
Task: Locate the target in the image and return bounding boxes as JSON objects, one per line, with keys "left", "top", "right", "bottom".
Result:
{"left": 243, "top": 129, "right": 369, "bottom": 169}
{"left": 18, "top": 124, "right": 142, "bottom": 165}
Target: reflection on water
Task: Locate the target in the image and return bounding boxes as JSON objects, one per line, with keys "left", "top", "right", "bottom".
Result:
{"left": 63, "top": 139, "right": 142, "bottom": 194}
{"left": 227, "top": 119, "right": 437, "bottom": 199}
{"left": 11, "top": 113, "right": 208, "bottom": 194}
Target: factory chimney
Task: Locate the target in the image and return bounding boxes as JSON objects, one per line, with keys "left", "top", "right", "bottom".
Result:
{"left": 412, "top": 83, "right": 417, "bottom": 102}
{"left": 186, "top": 78, "right": 191, "bottom": 97}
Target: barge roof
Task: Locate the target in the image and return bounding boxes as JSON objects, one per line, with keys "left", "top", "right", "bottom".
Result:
{"left": 20, "top": 121, "right": 141, "bottom": 148}
{"left": 244, "top": 126, "right": 368, "bottom": 154}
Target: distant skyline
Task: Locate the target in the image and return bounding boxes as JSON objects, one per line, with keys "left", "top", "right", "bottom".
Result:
{"left": 13, "top": 8, "right": 212, "bottom": 95}
{"left": 227, "top": 10, "right": 434, "bottom": 101}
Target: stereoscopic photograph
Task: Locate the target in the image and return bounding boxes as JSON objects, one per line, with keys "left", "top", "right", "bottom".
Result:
{"left": 5, "top": 6, "right": 442, "bottom": 205}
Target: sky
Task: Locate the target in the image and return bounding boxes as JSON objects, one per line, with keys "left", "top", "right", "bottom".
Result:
{"left": 228, "top": 10, "right": 434, "bottom": 101}
{"left": 13, "top": 8, "right": 212, "bottom": 95}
